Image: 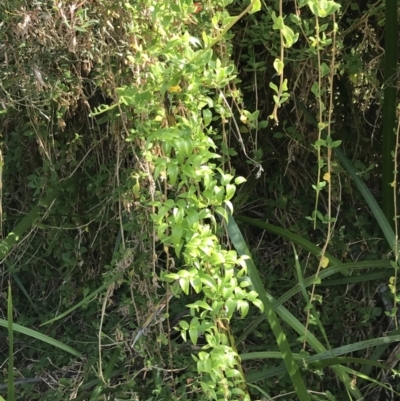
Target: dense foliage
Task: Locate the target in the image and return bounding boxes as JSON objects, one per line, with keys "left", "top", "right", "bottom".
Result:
{"left": 0, "top": 0, "right": 399, "bottom": 400}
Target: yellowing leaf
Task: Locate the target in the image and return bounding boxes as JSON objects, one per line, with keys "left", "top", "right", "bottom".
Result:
{"left": 168, "top": 85, "right": 182, "bottom": 93}
{"left": 273, "top": 58, "right": 284, "bottom": 75}
{"left": 249, "top": 0, "right": 261, "bottom": 14}
{"left": 349, "top": 74, "right": 358, "bottom": 84}
{"left": 132, "top": 182, "right": 140, "bottom": 198}
{"left": 323, "top": 172, "right": 330, "bottom": 182}
{"left": 321, "top": 256, "right": 329, "bottom": 268}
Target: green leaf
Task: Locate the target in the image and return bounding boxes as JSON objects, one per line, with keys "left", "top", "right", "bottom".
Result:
{"left": 235, "top": 176, "right": 246, "bottom": 185}
{"left": 258, "top": 120, "right": 268, "bottom": 129}
{"left": 246, "top": 290, "right": 259, "bottom": 302}
{"left": 282, "top": 25, "right": 297, "bottom": 47}
{"left": 174, "top": 137, "right": 193, "bottom": 158}
{"left": 330, "top": 140, "right": 342, "bottom": 148}
{"left": 249, "top": 0, "right": 261, "bottom": 14}
{"left": 282, "top": 79, "right": 288, "bottom": 91}
{"left": 179, "top": 320, "right": 189, "bottom": 330}
{"left": 273, "top": 59, "right": 284, "bottom": 75}
{"left": 225, "top": 297, "right": 237, "bottom": 318}
{"left": 272, "top": 13, "right": 284, "bottom": 30}
{"left": 164, "top": 272, "right": 179, "bottom": 281}
{"left": 208, "top": 251, "right": 226, "bottom": 265}
{"left": 177, "top": 269, "right": 190, "bottom": 278}
{"left": 194, "top": 300, "right": 213, "bottom": 311}
{"left": 226, "top": 368, "right": 242, "bottom": 378}
{"left": 179, "top": 277, "right": 190, "bottom": 295}
{"left": 325, "top": 1, "right": 341, "bottom": 16}
{"left": 189, "top": 328, "right": 199, "bottom": 345}
{"left": 215, "top": 206, "right": 229, "bottom": 222}
{"left": 311, "top": 82, "right": 320, "bottom": 97}
{"left": 202, "top": 109, "right": 212, "bottom": 127}
{"left": 225, "top": 184, "right": 236, "bottom": 200}
{"left": 269, "top": 82, "right": 279, "bottom": 93}
{"left": 206, "top": 333, "right": 217, "bottom": 347}
{"left": 181, "top": 330, "right": 187, "bottom": 342}
{"left": 197, "top": 48, "right": 213, "bottom": 64}
{"left": 211, "top": 300, "right": 224, "bottom": 316}
{"left": 200, "top": 273, "right": 217, "bottom": 290}
{"left": 172, "top": 225, "right": 183, "bottom": 249}
{"left": 190, "top": 276, "right": 203, "bottom": 293}
{"left": 237, "top": 300, "right": 249, "bottom": 318}
{"left": 232, "top": 387, "right": 246, "bottom": 395}
{"left": 252, "top": 298, "right": 264, "bottom": 312}
{"left": 320, "top": 62, "right": 330, "bottom": 77}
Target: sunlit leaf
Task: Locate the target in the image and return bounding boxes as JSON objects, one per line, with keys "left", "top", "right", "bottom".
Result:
{"left": 249, "top": 0, "right": 261, "bottom": 14}
{"left": 321, "top": 256, "right": 329, "bottom": 268}
{"left": 179, "top": 277, "right": 190, "bottom": 295}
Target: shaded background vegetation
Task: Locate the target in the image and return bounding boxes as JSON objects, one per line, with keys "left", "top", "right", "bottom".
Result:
{"left": 0, "top": 0, "right": 399, "bottom": 400}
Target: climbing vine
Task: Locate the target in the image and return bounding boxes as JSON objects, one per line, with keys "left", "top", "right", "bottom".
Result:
{"left": 112, "top": 0, "right": 263, "bottom": 399}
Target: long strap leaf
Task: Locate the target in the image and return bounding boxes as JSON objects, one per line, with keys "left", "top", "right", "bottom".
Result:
{"left": 237, "top": 260, "right": 391, "bottom": 344}
{"left": 235, "top": 215, "right": 343, "bottom": 265}
{"left": 7, "top": 284, "right": 15, "bottom": 401}
{"left": 243, "top": 334, "right": 400, "bottom": 381}
{"left": 227, "top": 214, "right": 362, "bottom": 399}
{"left": 228, "top": 214, "right": 310, "bottom": 401}
{"left": 0, "top": 319, "right": 82, "bottom": 358}
{"left": 0, "top": 177, "right": 83, "bottom": 360}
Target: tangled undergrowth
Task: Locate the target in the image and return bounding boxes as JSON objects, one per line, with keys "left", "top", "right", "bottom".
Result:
{"left": 0, "top": 0, "right": 399, "bottom": 400}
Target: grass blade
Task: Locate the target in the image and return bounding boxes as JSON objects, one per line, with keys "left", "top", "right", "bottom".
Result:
{"left": 228, "top": 215, "right": 362, "bottom": 398}
{"left": 7, "top": 283, "right": 16, "bottom": 401}
{"left": 244, "top": 334, "right": 400, "bottom": 382}
{"left": 308, "top": 357, "right": 392, "bottom": 371}
{"left": 237, "top": 260, "right": 391, "bottom": 344}
{"left": 228, "top": 215, "right": 311, "bottom": 400}
{"left": 0, "top": 318, "right": 82, "bottom": 358}
{"left": 319, "top": 270, "right": 391, "bottom": 286}
{"left": 292, "top": 245, "right": 331, "bottom": 349}
{"left": 235, "top": 216, "right": 342, "bottom": 266}
{"left": 9, "top": 266, "right": 39, "bottom": 314}
{"left": 40, "top": 270, "right": 125, "bottom": 326}
{"left": 336, "top": 365, "right": 399, "bottom": 398}
{"left": 89, "top": 346, "right": 122, "bottom": 401}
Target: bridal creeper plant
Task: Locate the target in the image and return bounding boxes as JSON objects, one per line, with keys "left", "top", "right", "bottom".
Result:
{"left": 115, "top": 0, "right": 262, "bottom": 399}
{"left": 300, "top": 0, "right": 342, "bottom": 341}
